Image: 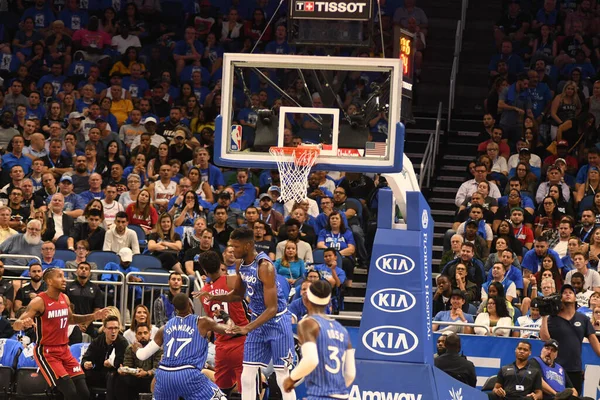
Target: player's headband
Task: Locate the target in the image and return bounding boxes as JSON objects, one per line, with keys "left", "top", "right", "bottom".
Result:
{"left": 307, "top": 287, "right": 330, "bottom": 306}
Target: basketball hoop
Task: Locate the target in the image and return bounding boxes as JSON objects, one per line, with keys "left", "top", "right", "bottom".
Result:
{"left": 269, "top": 146, "right": 320, "bottom": 204}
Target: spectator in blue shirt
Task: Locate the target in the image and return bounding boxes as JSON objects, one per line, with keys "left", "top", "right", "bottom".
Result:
{"left": 58, "top": 0, "right": 89, "bottom": 34}
{"left": 522, "top": 237, "right": 564, "bottom": 274}
{"left": 173, "top": 26, "right": 205, "bottom": 76}
{"left": 2, "top": 135, "right": 32, "bottom": 175}
{"left": 527, "top": 70, "right": 553, "bottom": 119}
{"left": 317, "top": 211, "right": 356, "bottom": 289}
{"left": 21, "top": 0, "right": 55, "bottom": 32}
{"left": 489, "top": 40, "right": 525, "bottom": 77}
{"left": 432, "top": 290, "right": 475, "bottom": 334}
{"left": 48, "top": 175, "right": 87, "bottom": 219}
{"left": 26, "top": 91, "right": 46, "bottom": 120}
{"left": 122, "top": 63, "right": 149, "bottom": 99}
{"left": 265, "top": 25, "right": 293, "bottom": 55}
{"left": 561, "top": 50, "right": 596, "bottom": 80}
{"left": 37, "top": 62, "right": 67, "bottom": 93}
{"left": 575, "top": 147, "right": 600, "bottom": 188}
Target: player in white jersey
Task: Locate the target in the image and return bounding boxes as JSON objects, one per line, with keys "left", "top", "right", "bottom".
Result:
{"left": 284, "top": 280, "right": 356, "bottom": 399}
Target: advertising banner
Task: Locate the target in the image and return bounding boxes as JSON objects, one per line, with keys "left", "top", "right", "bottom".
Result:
{"left": 356, "top": 190, "right": 433, "bottom": 364}
{"left": 290, "top": 0, "right": 373, "bottom": 20}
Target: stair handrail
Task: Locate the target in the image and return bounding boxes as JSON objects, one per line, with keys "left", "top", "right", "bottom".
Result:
{"left": 418, "top": 101, "right": 443, "bottom": 188}
{"left": 448, "top": 0, "right": 469, "bottom": 133}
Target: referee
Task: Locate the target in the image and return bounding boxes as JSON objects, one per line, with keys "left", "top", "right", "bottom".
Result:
{"left": 488, "top": 341, "right": 542, "bottom": 400}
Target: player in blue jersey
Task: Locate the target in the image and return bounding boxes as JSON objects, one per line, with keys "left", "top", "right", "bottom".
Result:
{"left": 283, "top": 280, "right": 356, "bottom": 399}
{"left": 133, "top": 293, "right": 231, "bottom": 400}
{"left": 197, "top": 227, "right": 296, "bottom": 400}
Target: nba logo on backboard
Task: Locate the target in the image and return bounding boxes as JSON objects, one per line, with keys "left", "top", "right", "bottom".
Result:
{"left": 231, "top": 125, "right": 242, "bottom": 151}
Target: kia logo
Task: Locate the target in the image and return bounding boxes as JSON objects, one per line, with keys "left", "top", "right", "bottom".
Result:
{"left": 375, "top": 254, "right": 415, "bottom": 275}
{"left": 362, "top": 325, "right": 419, "bottom": 356}
{"left": 370, "top": 288, "right": 416, "bottom": 313}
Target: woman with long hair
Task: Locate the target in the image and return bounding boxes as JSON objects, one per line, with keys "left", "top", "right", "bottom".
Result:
{"left": 243, "top": 8, "right": 272, "bottom": 50}
{"left": 147, "top": 213, "right": 183, "bottom": 273}
{"left": 485, "top": 76, "right": 508, "bottom": 121}
{"left": 478, "top": 281, "right": 515, "bottom": 317}
{"left": 274, "top": 241, "right": 306, "bottom": 285}
{"left": 99, "top": 7, "right": 118, "bottom": 35}
{"left": 148, "top": 143, "right": 169, "bottom": 181}
{"left": 122, "top": 3, "right": 145, "bottom": 36}
{"left": 534, "top": 195, "right": 564, "bottom": 238}
{"left": 495, "top": 219, "right": 524, "bottom": 258}
{"left": 316, "top": 211, "right": 356, "bottom": 288}
{"left": 511, "top": 161, "right": 538, "bottom": 195}
{"left": 184, "top": 95, "right": 201, "bottom": 122}
{"left": 105, "top": 139, "right": 125, "bottom": 171}
{"left": 61, "top": 92, "right": 76, "bottom": 117}
{"left": 534, "top": 256, "right": 563, "bottom": 292}
{"left": 531, "top": 24, "right": 557, "bottom": 64}
{"left": 178, "top": 82, "right": 194, "bottom": 107}
{"left": 474, "top": 295, "right": 513, "bottom": 337}
{"left": 125, "top": 189, "right": 158, "bottom": 234}
{"left": 547, "top": 184, "right": 575, "bottom": 216}
{"left": 172, "top": 190, "right": 204, "bottom": 227}
{"left": 41, "top": 101, "right": 64, "bottom": 134}
{"left": 523, "top": 127, "right": 548, "bottom": 159}
{"left": 575, "top": 165, "right": 600, "bottom": 204}
{"left": 587, "top": 227, "right": 600, "bottom": 269}
{"left": 109, "top": 46, "right": 146, "bottom": 76}
{"left": 485, "top": 237, "right": 522, "bottom": 272}
{"left": 187, "top": 167, "right": 213, "bottom": 202}
{"left": 123, "top": 304, "right": 158, "bottom": 344}
{"left": 41, "top": 83, "right": 56, "bottom": 107}
{"left": 550, "top": 81, "right": 582, "bottom": 137}
{"left": 98, "top": 306, "right": 124, "bottom": 333}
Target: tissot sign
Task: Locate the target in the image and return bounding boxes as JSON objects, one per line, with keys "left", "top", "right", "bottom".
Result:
{"left": 291, "top": 0, "right": 373, "bottom": 20}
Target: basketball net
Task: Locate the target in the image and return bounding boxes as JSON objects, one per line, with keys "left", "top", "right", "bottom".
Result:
{"left": 269, "top": 146, "right": 320, "bottom": 204}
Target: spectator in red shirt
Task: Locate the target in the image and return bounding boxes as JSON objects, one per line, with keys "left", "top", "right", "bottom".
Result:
{"left": 543, "top": 140, "right": 579, "bottom": 176}
{"left": 72, "top": 16, "right": 112, "bottom": 70}
{"left": 478, "top": 126, "right": 511, "bottom": 160}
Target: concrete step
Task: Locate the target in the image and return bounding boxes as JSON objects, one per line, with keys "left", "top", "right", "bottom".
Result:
{"left": 437, "top": 175, "right": 465, "bottom": 182}
{"left": 431, "top": 209, "right": 456, "bottom": 216}
{"left": 345, "top": 296, "right": 365, "bottom": 304}
{"left": 432, "top": 186, "right": 460, "bottom": 193}
{"left": 429, "top": 197, "right": 457, "bottom": 204}
{"left": 443, "top": 154, "right": 476, "bottom": 161}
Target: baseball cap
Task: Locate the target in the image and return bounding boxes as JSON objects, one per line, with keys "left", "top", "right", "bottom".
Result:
{"left": 60, "top": 174, "right": 73, "bottom": 183}
{"left": 450, "top": 289, "right": 466, "bottom": 300}
{"left": 530, "top": 298, "right": 540, "bottom": 308}
{"left": 68, "top": 111, "right": 84, "bottom": 119}
{"left": 561, "top": 284, "right": 575, "bottom": 294}
{"left": 259, "top": 193, "right": 273, "bottom": 201}
{"left": 557, "top": 140, "right": 569, "bottom": 147}
{"left": 547, "top": 165, "right": 560, "bottom": 173}
{"left": 268, "top": 186, "right": 281, "bottom": 193}
{"left": 144, "top": 117, "right": 157, "bottom": 124}
{"left": 544, "top": 339, "right": 559, "bottom": 351}
{"left": 465, "top": 220, "right": 478, "bottom": 228}
{"left": 218, "top": 191, "right": 231, "bottom": 200}
{"left": 519, "top": 147, "right": 530, "bottom": 154}
{"left": 555, "top": 158, "right": 566, "bottom": 165}
{"left": 118, "top": 247, "right": 133, "bottom": 263}
{"left": 95, "top": 116, "right": 106, "bottom": 122}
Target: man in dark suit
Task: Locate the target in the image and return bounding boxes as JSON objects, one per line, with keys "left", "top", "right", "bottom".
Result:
{"left": 43, "top": 192, "right": 75, "bottom": 243}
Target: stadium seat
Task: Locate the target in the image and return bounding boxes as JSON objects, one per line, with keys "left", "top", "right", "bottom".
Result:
{"left": 174, "top": 226, "right": 185, "bottom": 239}
{"left": 481, "top": 375, "right": 497, "bottom": 392}
{"left": 14, "top": 368, "right": 53, "bottom": 399}
{"left": 346, "top": 197, "right": 364, "bottom": 226}
{"left": 467, "top": 303, "right": 478, "bottom": 315}
{"left": 129, "top": 225, "right": 148, "bottom": 250}
{"left": 69, "top": 343, "right": 90, "bottom": 364}
{"left": 132, "top": 254, "right": 163, "bottom": 271}
{"left": 54, "top": 250, "right": 76, "bottom": 263}
{"left": 0, "top": 366, "right": 14, "bottom": 399}
{"left": 87, "top": 251, "right": 120, "bottom": 268}
{"left": 54, "top": 235, "right": 69, "bottom": 250}
{"left": 512, "top": 306, "right": 522, "bottom": 323}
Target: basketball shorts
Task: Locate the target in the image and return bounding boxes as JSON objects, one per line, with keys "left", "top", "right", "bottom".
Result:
{"left": 33, "top": 344, "right": 84, "bottom": 387}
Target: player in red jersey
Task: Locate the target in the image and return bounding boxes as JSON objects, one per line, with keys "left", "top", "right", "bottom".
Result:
{"left": 13, "top": 267, "right": 109, "bottom": 400}
{"left": 195, "top": 250, "right": 249, "bottom": 396}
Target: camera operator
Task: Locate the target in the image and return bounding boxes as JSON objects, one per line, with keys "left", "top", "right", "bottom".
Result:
{"left": 540, "top": 284, "right": 600, "bottom": 393}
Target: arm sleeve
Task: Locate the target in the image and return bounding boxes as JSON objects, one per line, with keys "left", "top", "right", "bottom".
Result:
{"left": 103, "top": 231, "right": 113, "bottom": 251}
